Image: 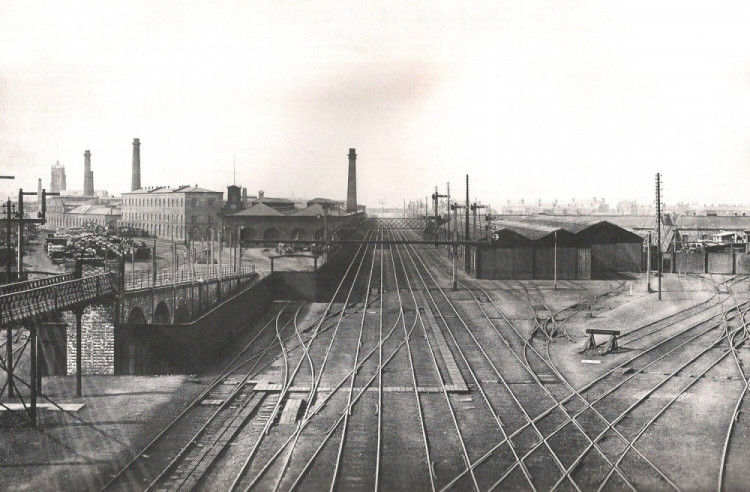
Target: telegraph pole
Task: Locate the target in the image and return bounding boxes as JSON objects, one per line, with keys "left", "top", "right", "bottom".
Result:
{"left": 470, "top": 202, "right": 486, "bottom": 242}
{"left": 17, "top": 189, "right": 23, "bottom": 279}
{"left": 656, "top": 173, "right": 662, "bottom": 300}
{"left": 4, "top": 199, "right": 13, "bottom": 282}
{"left": 432, "top": 186, "right": 447, "bottom": 248}
{"left": 554, "top": 230, "right": 558, "bottom": 291}
{"left": 446, "top": 182, "right": 451, "bottom": 248}
{"left": 465, "top": 175, "right": 470, "bottom": 273}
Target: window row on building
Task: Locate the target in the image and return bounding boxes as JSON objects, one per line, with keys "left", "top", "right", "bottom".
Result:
{"left": 122, "top": 196, "right": 217, "bottom": 208}
{"left": 122, "top": 212, "right": 217, "bottom": 224}
{"left": 124, "top": 197, "right": 184, "bottom": 208}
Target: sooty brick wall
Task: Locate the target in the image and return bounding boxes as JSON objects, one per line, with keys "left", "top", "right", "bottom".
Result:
{"left": 63, "top": 303, "right": 116, "bottom": 375}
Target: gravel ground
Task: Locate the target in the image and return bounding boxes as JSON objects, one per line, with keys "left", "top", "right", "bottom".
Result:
{"left": 0, "top": 375, "right": 207, "bottom": 491}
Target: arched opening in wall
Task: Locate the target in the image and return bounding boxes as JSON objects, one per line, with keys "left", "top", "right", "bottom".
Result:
{"left": 174, "top": 298, "right": 190, "bottom": 323}
{"left": 153, "top": 301, "right": 171, "bottom": 324}
{"left": 126, "top": 306, "right": 147, "bottom": 324}
{"left": 291, "top": 228, "right": 307, "bottom": 241}
{"left": 190, "top": 226, "right": 201, "bottom": 242}
{"left": 263, "top": 228, "right": 280, "bottom": 247}
{"left": 313, "top": 228, "right": 325, "bottom": 240}
{"left": 241, "top": 228, "right": 256, "bottom": 246}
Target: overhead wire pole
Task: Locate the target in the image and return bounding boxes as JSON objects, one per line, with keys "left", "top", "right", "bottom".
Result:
{"left": 3, "top": 186, "right": 56, "bottom": 422}
{"left": 465, "top": 174, "right": 470, "bottom": 273}
{"left": 432, "top": 186, "right": 447, "bottom": 249}
{"left": 656, "top": 173, "right": 662, "bottom": 300}
{"left": 446, "top": 182, "right": 451, "bottom": 251}
{"left": 3, "top": 196, "right": 14, "bottom": 396}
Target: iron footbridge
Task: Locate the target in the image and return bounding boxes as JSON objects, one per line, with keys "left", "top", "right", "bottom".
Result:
{"left": 0, "top": 273, "right": 115, "bottom": 326}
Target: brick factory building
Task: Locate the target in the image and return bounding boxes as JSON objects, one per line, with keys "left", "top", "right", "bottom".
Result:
{"left": 46, "top": 195, "right": 120, "bottom": 229}
{"left": 46, "top": 199, "right": 121, "bottom": 229}
{"left": 121, "top": 185, "right": 223, "bottom": 240}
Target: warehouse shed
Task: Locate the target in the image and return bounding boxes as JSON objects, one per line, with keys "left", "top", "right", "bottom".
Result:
{"left": 475, "top": 219, "right": 643, "bottom": 280}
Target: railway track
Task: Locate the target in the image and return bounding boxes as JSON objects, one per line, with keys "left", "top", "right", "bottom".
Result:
{"left": 400, "top": 235, "right": 619, "bottom": 491}
{"left": 104, "top": 232, "right": 379, "bottom": 491}
{"left": 407, "top": 234, "right": 750, "bottom": 490}
{"left": 96, "top": 226, "right": 750, "bottom": 491}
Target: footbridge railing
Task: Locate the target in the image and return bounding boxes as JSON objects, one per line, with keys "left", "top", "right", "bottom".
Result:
{"left": 365, "top": 217, "right": 431, "bottom": 229}
{"left": 0, "top": 273, "right": 115, "bottom": 325}
{"left": 0, "top": 273, "right": 76, "bottom": 296}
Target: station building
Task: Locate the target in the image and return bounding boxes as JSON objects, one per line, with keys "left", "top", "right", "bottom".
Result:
{"left": 121, "top": 185, "right": 223, "bottom": 240}
{"left": 223, "top": 200, "right": 361, "bottom": 245}
{"left": 475, "top": 218, "right": 644, "bottom": 280}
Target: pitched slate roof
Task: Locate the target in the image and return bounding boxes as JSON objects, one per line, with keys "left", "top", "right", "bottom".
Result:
{"left": 228, "top": 202, "right": 283, "bottom": 216}
{"left": 293, "top": 204, "right": 347, "bottom": 217}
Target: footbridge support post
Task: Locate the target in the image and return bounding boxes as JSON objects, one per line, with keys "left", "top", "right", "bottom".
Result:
{"left": 6, "top": 323, "right": 13, "bottom": 397}
{"left": 29, "top": 322, "right": 37, "bottom": 427}
{"left": 73, "top": 307, "right": 84, "bottom": 397}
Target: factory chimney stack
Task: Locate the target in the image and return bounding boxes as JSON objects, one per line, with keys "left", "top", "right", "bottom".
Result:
{"left": 83, "top": 150, "right": 94, "bottom": 196}
{"left": 131, "top": 138, "right": 141, "bottom": 191}
{"left": 346, "top": 148, "right": 357, "bottom": 212}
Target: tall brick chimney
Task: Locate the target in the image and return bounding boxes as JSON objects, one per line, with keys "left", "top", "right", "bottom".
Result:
{"left": 131, "top": 138, "right": 141, "bottom": 191}
{"left": 346, "top": 148, "right": 357, "bottom": 212}
{"left": 83, "top": 150, "right": 94, "bottom": 196}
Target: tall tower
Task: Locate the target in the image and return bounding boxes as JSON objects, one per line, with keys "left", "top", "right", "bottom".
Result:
{"left": 346, "top": 148, "right": 357, "bottom": 212}
{"left": 131, "top": 138, "right": 141, "bottom": 191}
{"left": 83, "top": 150, "right": 94, "bottom": 196}
{"left": 51, "top": 160, "right": 66, "bottom": 193}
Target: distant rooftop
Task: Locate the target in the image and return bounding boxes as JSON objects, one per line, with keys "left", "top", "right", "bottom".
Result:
{"left": 124, "top": 185, "right": 220, "bottom": 194}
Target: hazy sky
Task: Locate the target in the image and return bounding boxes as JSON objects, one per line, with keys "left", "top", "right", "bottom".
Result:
{"left": 2, "top": 1, "right": 750, "bottom": 208}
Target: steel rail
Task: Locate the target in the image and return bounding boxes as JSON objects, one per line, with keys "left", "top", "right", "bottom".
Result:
{"left": 439, "top": 289, "right": 750, "bottom": 490}
{"left": 162, "top": 305, "right": 303, "bottom": 492}
{"left": 399, "top": 236, "right": 568, "bottom": 492}
{"left": 595, "top": 325, "right": 750, "bottom": 492}
{"left": 706, "top": 279, "right": 750, "bottom": 492}
{"left": 234, "top": 230, "right": 376, "bottom": 491}
{"left": 441, "top": 274, "right": 639, "bottom": 491}
{"left": 386, "top": 229, "right": 436, "bottom": 492}
{"left": 553, "top": 310, "right": 750, "bottom": 491}
{"left": 282, "top": 310, "right": 408, "bottom": 491}
{"left": 140, "top": 304, "right": 297, "bottom": 491}
{"left": 619, "top": 275, "right": 747, "bottom": 347}
{"left": 375, "top": 230, "right": 384, "bottom": 491}
{"left": 514, "top": 281, "right": 640, "bottom": 490}
{"left": 394, "top": 234, "right": 484, "bottom": 491}
{"left": 282, "top": 228, "right": 473, "bottom": 490}
{"left": 329, "top": 229, "right": 379, "bottom": 491}
{"left": 265, "top": 232, "right": 377, "bottom": 492}
{"left": 99, "top": 303, "right": 295, "bottom": 490}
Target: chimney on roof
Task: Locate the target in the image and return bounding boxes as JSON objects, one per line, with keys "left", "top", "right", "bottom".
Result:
{"left": 346, "top": 148, "right": 357, "bottom": 212}
{"left": 131, "top": 138, "right": 141, "bottom": 191}
{"left": 242, "top": 187, "right": 248, "bottom": 206}
{"left": 83, "top": 150, "right": 94, "bottom": 196}
{"left": 258, "top": 190, "right": 264, "bottom": 199}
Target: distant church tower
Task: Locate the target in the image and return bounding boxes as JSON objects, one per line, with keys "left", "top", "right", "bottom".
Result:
{"left": 50, "top": 160, "right": 66, "bottom": 193}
